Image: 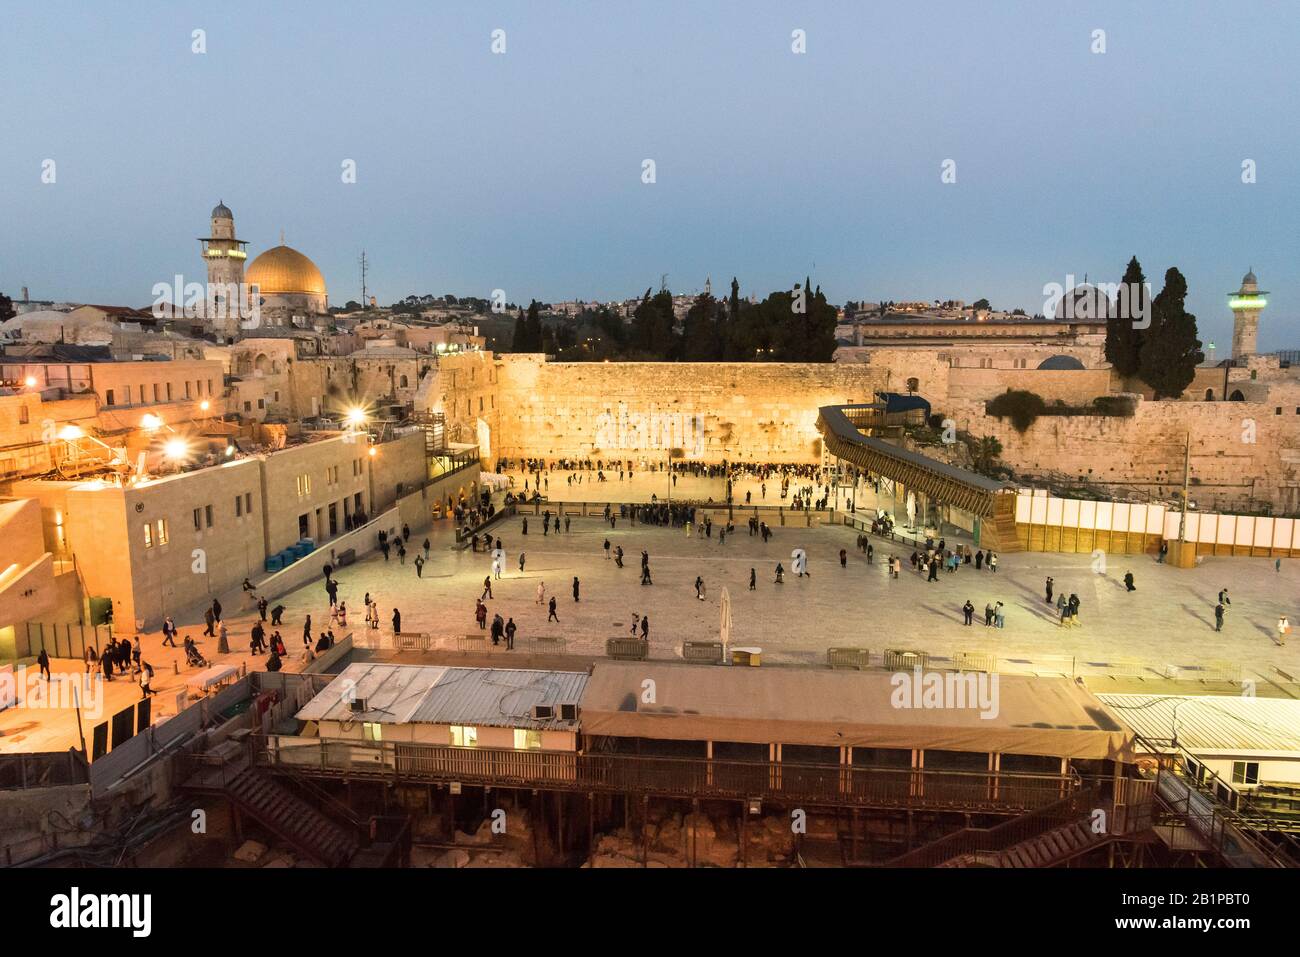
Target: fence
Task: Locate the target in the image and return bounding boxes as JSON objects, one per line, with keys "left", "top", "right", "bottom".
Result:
{"left": 258, "top": 736, "right": 1078, "bottom": 812}
{"left": 18, "top": 621, "right": 114, "bottom": 662}
{"left": 0, "top": 750, "right": 90, "bottom": 790}
{"left": 1013, "top": 489, "right": 1300, "bottom": 557}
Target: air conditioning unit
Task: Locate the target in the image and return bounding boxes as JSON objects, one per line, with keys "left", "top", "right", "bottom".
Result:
{"left": 531, "top": 704, "right": 554, "bottom": 720}
{"left": 559, "top": 703, "right": 579, "bottom": 721}
{"left": 348, "top": 697, "right": 368, "bottom": 713}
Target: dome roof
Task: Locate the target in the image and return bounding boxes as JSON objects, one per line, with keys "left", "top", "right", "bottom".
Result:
{"left": 1037, "top": 354, "right": 1086, "bottom": 370}
{"left": 245, "top": 245, "right": 327, "bottom": 296}
{"left": 1052, "top": 283, "right": 1112, "bottom": 320}
{"left": 212, "top": 200, "right": 233, "bottom": 220}
{"left": 1243, "top": 269, "right": 1257, "bottom": 285}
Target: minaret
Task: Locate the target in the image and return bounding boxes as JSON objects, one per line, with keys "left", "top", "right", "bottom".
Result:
{"left": 1229, "top": 268, "right": 1267, "bottom": 361}
{"left": 198, "top": 201, "right": 249, "bottom": 334}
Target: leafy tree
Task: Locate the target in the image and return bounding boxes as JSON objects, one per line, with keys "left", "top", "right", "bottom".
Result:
{"left": 631, "top": 287, "right": 675, "bottom": 357}
{"left": 681, "top": 292, "right": 722, "bottom": 361}
{"left": 1106, "top": 256, "right": 1147, "bottom": 378}
{"left": 1138, "top": 267, "right": 1204, "bottom": 399}
{"left": 987, "top": 389, "right": 1046, "bottom": 432}
{"left": 972, "top": 298, "right": 991, "bottom": 311}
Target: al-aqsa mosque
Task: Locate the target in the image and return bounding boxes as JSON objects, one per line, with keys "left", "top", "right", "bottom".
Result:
{"left": 198, "top": 200, "right": 330, "bottom": 337}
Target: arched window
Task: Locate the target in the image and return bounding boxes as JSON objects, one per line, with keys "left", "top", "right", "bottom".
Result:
{"left": 1229, "top": 390, "right": 1245, "bottom": 402}
{"left": 1205, "top": 389, "right": 1214, "bottom": 401}
{"left": 399, "top": 375, "right": 409, "bottom": 388}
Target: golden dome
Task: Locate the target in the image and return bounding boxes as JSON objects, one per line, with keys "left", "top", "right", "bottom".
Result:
{"left": 245, "top": 245, "right": 327, "bottom": 296}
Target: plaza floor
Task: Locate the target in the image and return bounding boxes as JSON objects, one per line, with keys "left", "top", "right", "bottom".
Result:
{"left": 9, "top": 480, "right": 1300, "bottom": 755}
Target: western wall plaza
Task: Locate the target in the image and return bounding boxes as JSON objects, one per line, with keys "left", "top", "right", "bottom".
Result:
{"left": 2, "top": 1, "right": 1296, "bottom": 940}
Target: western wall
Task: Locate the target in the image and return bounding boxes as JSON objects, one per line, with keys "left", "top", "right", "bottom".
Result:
{"left": 430, "top": 351, "right": 1300, "bottom": 512}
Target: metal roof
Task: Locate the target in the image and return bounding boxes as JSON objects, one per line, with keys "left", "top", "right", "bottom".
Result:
{"left": 1097, "top": 694, "right": 1300, "bottom": 756}
{"left": 296, "top": 662, "right": 587, "bottom": 731}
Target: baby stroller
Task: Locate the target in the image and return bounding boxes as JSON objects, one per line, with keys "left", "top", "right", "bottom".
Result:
{"left": 184, "top": 640, "right": 208, "bottom": 669}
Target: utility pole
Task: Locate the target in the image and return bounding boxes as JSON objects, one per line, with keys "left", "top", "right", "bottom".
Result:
{"left": 1177, "top": 431, "right": 1191, "bottom": 543}
{"left": 360, "top": 250, "right": 369, "bottom": 308}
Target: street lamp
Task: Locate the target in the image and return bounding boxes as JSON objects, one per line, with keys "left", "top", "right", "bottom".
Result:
{"left": 164, "top": 438, "right": 189, "bottom": 462}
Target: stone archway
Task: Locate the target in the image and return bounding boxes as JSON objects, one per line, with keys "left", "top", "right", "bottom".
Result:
{"left": 1229, "top": 389, "right": 1245, "bottom": 402}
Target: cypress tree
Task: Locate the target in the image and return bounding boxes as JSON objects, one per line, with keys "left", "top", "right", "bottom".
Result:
{"left": 1138, "top": 267, "right": 1204, "bottom": 399}
{"left": 1105, "top": 256, "right": 1146, "bottom": 378}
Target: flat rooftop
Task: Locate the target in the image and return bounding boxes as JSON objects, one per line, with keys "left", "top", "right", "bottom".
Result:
{"left": 296, "top": 661, "right": 587, "bottom": 731}
{"left": 1097, "top": 693, "right": 1300, "bottom": 757}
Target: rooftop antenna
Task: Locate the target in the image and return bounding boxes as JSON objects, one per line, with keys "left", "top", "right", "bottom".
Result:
{"left": 360, "top": 250, "right": 369, "bottom": 308}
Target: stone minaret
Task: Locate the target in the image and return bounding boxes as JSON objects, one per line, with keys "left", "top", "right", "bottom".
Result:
{"left": 1229, "top": 268, "right": 1267, "bottom": 361}
{"left": 198, "top": 201, "right": 249, "bottom": 336}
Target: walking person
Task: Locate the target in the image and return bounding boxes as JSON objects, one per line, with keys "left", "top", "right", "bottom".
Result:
{"left": 392, "top": 608, "right": 402, "bottom": 635}
{"left": 694, "top": 576, "right": 706, "bottom": 601}
{"left": 839, "top": 548, "right": 847, "bottom": 569}
{"left": 414, "top": 554, "right": 425, "bottom": 577}
{"left": 482, "top": 575, "right": 493, "bottom": 600}
{"left": 962, "top": 600, "right": 975, "bottom": 626}
{"left": 1214, "top": 601, "right": 1225, "bottom": 632}
{"left": 1124, "top": 571, "right": 1136, "bottom": 592}
{"left": 536, "top": 581, "right": 546, "bottom": 604}
{"left": 203, "top": 606, "right": 216, "bottom": 637}
{"left": 37, "top": 648, "right": 51, "bottom": 681}
{"left": 548, "top": 597, "right": 559, "bottom": 622}
{"left": 572, "top": 576, "right": 580, "bottom": 602}
{"left": 749, "top": 567, "right": 757, "bottom": 591}
{"left": 139, "top": 660, "right": 156, "bottom": 698}
{"left": 988, "top": 552, "right": 998, "bottom": 573}
{"left": 505, "top": 617, "right": 516, "bottom": 650}
{"left": 162, "top": 616, "right": 177, "bottom": 647}
{"left": 1279, "top": 615, "right": 1291, "bottom": 646}
{"left": 1045, "top": 577, "right": 1054, "bottom": 604}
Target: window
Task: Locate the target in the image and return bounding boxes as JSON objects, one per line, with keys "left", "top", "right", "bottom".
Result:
{"left": 18, "top": 406, "right": 29, "bottom": 424}
{"left": 296, "top": 473, "right": 311, "bottom": 497}
{"left": 154, "top": 518, "right": 168, "bottom": 545}
{"left": 235, "top": 495, "right": 242, "bottom": 517}
{"left": 1277, "top": 407, "right": 1283, "bottom": 415}
{"left": 205, "top": 505, "right": 213, "bottom": 528}
{"left": 166, "top": 382, "right": 173, "bottom": 400}
{"left": 143, "top": 523, "right": 153, "bottom": 548}
{"left": 257, "top": 398, "right": 265, "bottom": 409}
{"left": 207, "top": 378, "right": 214, "bottom": 395}
{"left": 513, "top": 729, "right": 543, "bottom": 750}
{"left": 193, "top": 507, "right": 202, "bottom": 531}
{"left": 106, "top": 389, "right": 116, "bottom": 406}
{"left": 450, "top": 725, "right": 478, "bottom": 747}
{"left": 184, "top": 381, "right": 191, "bottom": 399}
{"left": 363, "top": 722, "right": 383, "bottom": 742}
{"left": 479, "top": 396, "right": 484, "bottom": 412}
{"left": 153, "top": 383, "right": 160, "bottom": 402}
{"left": 245, "top": 492, "right": 252, "bottom": 514}
{"left": 243, "top": 401, "right": 252, "bottom": 412}
{"left": 1232, "top": 761, "right": 1259, "bottom": 785}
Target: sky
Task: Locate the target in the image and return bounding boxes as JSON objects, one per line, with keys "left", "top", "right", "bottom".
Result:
{"left": 2, "top": 0, "right": 1298, "bottom": 352}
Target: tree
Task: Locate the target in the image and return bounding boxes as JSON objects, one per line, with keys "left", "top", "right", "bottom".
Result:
{"left": 972, "top": 298, "right": 991, "bottom": 311}
{"left": 681, "top": 292, "right": 722, "bottom": 361}
{"left": 1105, "top": 256, "right": 1146, "bottom": 378}
{"left": 510, "top": 307, "right": 529, "bottom": 352}
{"left": 525, "top": 300, "right": 544, "bottom": 352}
{"left": 1138, "top": 267, "right": 1203, "bottom": 399}
{"left": 631, "top": 287, "right": 675, "bottom": 358}
{"left": 970, "top": 435, "right": 1003, "bottom": 475}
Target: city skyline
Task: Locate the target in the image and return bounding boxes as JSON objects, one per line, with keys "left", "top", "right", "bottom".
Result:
{"left": 3, "top": 1, "right": 1299, "bottom": 350}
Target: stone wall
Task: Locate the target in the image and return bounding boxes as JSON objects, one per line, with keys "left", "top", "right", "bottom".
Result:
{"left": 437, "top": 354, "right": 889, "bottom": 465}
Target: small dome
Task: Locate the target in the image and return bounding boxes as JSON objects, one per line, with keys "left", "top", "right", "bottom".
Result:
{"left": 1037, "top": 354, "right": 1086, "bottom": 371}
{"left": 212, "top": 200, "right": 233, "bottom": 220}
{"left": 1243, "top": 269, "right": 1257, "bottom": 285}
{"left": 245, "top": 244, "right": 327, "bottom": 297}
{"left": 1052, "top": 283, "right": 1111, "bottom": 320}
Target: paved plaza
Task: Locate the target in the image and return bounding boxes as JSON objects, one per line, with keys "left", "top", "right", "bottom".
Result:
{"left": 7, "top": 473, "right": 1300, "bottom": 754}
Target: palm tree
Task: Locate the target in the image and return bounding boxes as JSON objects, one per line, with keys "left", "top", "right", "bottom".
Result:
{"left": 971, "top": 435, "right": 1003, "bottom": 474}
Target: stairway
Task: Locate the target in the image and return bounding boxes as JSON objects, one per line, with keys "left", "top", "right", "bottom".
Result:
{"left": 941, "top": 818, "right": 1105, "bottom": 868}
{"left": 983, "top": 493, "right": 1022, "bottom": 553}
{"left": 226, "top": 768, "right": 360, "bottom": 867}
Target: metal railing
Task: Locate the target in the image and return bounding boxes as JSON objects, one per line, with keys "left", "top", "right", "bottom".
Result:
{"left": 888, "top": 781, "right": 1097, "bottom": 867}
{"left": 255, "top": 736, "right": 1078, "bottom": 812}
{"left": 0, "top": 749, "right": 90, "bottom": 790}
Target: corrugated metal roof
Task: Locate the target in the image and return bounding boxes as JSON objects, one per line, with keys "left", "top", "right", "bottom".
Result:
{"left": 295, "top": 663, "right": 587, "bottom": 730}
{"left": 1097, "top": 694, "right": 1300, "bottom": 756}
{"left": 408, "top": 668, "right": 588, "bottom": 730}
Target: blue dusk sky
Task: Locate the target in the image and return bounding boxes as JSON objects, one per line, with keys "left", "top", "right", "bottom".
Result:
{"left": 2, "top": 0, "right": 1298, "bottom": 351}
